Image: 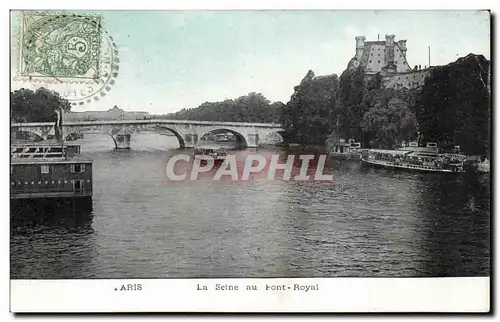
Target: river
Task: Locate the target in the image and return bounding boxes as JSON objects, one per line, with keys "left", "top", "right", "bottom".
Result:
{"left": 10, "top": 133, "right": 491, "bottom": 278}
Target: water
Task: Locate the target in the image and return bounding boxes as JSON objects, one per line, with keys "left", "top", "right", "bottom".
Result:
{"left": 10, "top": 133, "right": 491, "bottom": 278}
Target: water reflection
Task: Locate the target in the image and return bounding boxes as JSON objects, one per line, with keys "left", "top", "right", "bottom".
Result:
{"left": 11, "top": 198, "right": 96, "bottom": 279}
{"left": 416, "top": 172, "right": 490, "bottom": 276}
{"left": 11, "top": 198, "right": 94, "bottom": 229}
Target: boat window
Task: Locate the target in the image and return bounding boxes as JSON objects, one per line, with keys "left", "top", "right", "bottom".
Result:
{"left": 41, "top": 164, "right": 49, "bottom": 174}
{"left": 70, "top": 164, "right": 86, "bottom": 173}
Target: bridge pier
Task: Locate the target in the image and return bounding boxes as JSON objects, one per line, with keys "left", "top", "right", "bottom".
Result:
{"left": 114, "top": 134, "right": 131, "bottom": 149}
{"left": 184, "top": 133, "right": 198, "bottom": 148}
{"left": 246, "top": 133, "right": 259, "bottom": 148}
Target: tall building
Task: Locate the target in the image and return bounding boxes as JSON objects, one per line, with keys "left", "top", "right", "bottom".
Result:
{"left": 348, "top": 34, "right": 430, "bottom": 90}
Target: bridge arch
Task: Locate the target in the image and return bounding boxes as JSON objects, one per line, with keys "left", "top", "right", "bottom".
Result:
{"left": 152, "top": 125, "right": 186, "bottom": 148}
{"left": 11, "top": 120, "right": 285, "bottom": 150}
{"left": 198, "top": 128, "right": 247, "bottom": 148}
{"left": 12, "top": 130, "right": 44, "bottom": 142}
{"left": 63, "top": 131, "right": 120, "bottom": 149}
{"left": 108, "top": 133, "right": 118, "bottom": 149}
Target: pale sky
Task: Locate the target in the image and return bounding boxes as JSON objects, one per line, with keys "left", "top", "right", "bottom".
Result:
{"left": 11, "top": 10, "right": 490, "bottom": 114}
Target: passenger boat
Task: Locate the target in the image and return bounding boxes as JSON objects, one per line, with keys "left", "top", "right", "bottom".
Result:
{"left": 194, "top": 132, "right": 243, "bottom": 162}
{"left": 329, "top": 139, "right": 362, "bottom": 160}
{"left": 361, "top": 142, "right": 466, "bottom": 173}
{"left": 193, "top": 143, "right": 228, "bottom": 162}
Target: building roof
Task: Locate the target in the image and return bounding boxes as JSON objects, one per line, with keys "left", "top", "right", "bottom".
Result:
{"left": 368, "top": 149, "right": 411, "bottom": 156}
{"left": 11, "top": 157, "right": 93, "bottom": 164}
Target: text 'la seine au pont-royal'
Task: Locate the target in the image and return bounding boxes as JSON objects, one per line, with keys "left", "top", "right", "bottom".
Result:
{"left": 197, "top": 283, "right": 319, "bottom": 292}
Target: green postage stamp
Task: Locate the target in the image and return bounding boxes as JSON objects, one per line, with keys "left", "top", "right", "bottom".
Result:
{"left": 17, "top": 11, "right": 103, "bottom": 82}
{"left": 13, "top": 11, "right": 119, "bottom": 106}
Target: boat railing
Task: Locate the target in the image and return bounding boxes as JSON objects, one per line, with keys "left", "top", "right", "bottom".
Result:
{"left": 11, "top": 145, "right": 66, "bottom": 159}
{"left": 367, "top": 149, "right": 466, "bottom": 170}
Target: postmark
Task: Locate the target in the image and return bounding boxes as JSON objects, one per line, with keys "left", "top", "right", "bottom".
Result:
{"left": 14, "top": 11, "right": 119, "bottom": 106}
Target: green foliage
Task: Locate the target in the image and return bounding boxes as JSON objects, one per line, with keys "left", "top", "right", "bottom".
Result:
{"left": 154, "top": 92, "right": 282, "bottom": 123}
{"left": 415, "top": 54, "right": 490, "bottom": 155}
{"left": 362, "top": 89, "right": 417, "bottom": 149}
{"left": 281, "top": 70, "right": 339, "bottom": 145}
{"left": 11, "top": 87, "right": 71, "bottom": 123}
{"left": 336, "top": 67, "right": 367, "bottom": 141}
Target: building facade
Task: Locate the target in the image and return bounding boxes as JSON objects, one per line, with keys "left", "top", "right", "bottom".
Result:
{"left": 64, "top": 106, "right": 151, "bottom": 122}
{"left": 349, "top": 34, "right": 430, "bottom": 90}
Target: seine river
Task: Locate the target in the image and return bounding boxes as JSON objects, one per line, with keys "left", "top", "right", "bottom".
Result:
{"left": 10, "top": 133, "right": 490, "bottom": 278}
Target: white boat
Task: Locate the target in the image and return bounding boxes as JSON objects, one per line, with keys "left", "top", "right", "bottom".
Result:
{"left": 329, "top": 139, "right": 362, "bottom": 160}
{"left": 361, "top": 147, "right": 466, "bottom": 173}
{"left": 193, "top": 143, "right": 228, "bottom": 162}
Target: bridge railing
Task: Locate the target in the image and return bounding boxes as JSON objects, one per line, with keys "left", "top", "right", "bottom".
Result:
{"left": 11, "top": 119, "right": 284, "bottom": 128}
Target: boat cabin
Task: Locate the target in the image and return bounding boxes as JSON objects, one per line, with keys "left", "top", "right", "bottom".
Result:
{"left": 10, "top": 144, "right": 93, "bottom": 199}
{"left": 331, "top": 139, "right": 362, "bottom": 154}
{"left": 193, "top": 143, "right": 228, "bottom": 161}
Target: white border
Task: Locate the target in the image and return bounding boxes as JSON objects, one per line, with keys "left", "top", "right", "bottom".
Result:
{"left": 3, "top": 0, "right": 496, "bottom": 318}
{"left": 10, "top": 278, "right": 490, "bottom": 313}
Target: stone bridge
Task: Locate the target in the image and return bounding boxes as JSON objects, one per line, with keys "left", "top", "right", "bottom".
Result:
{"left": 11, "top": 119, "right": 285, "bottom": 149}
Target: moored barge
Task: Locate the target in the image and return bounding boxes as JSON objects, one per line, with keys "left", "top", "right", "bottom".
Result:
{"left": 10, "top": 143, "right": 93, "bottom": 200}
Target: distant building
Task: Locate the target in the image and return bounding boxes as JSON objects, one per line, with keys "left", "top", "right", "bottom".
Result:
{"left": 64, "top": 106, "right": 151, "bottom": 122}
{"left": 347, "top": 34, "right": 431, "bottom": 90}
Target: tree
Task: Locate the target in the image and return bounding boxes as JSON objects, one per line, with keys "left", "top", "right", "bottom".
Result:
{"left": 11, "top": 88, "right": 71, "bottom": 123}
{"left": 153, "top": 92, "right": 281, "bottom": 123}
{"left": 280, "top": 70, "right": 339, "bottom": 146}
{"left": 336, "top": 67, "right": 368, "bottom": 141}
{"left": 415, "top": 54, "right": 490, "bottom": 155}
{"left": 362, "top": 89, "right": 417, "bottom": 149}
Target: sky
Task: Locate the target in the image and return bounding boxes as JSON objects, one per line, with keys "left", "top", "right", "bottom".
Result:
{"left": 10, "top": 10, "right": 491, "bottom": 114}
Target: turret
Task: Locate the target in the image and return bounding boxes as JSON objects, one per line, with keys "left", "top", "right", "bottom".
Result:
{"left": 355, "top": 36, "right": 365, "bottom": 59}
{"left": 385, "top": 34, "right": 395, "bottom": 46}
{"left": 398, "top": 39, "right": 407, "bottom": 57}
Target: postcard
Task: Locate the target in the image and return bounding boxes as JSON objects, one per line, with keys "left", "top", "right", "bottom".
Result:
{"left": 9, "top": 9, "right": 491, "bottom": 313}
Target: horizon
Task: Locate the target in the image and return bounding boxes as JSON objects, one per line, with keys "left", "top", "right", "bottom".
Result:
{"left": 10, "top": 10, "right": 490, "bottom": 114}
